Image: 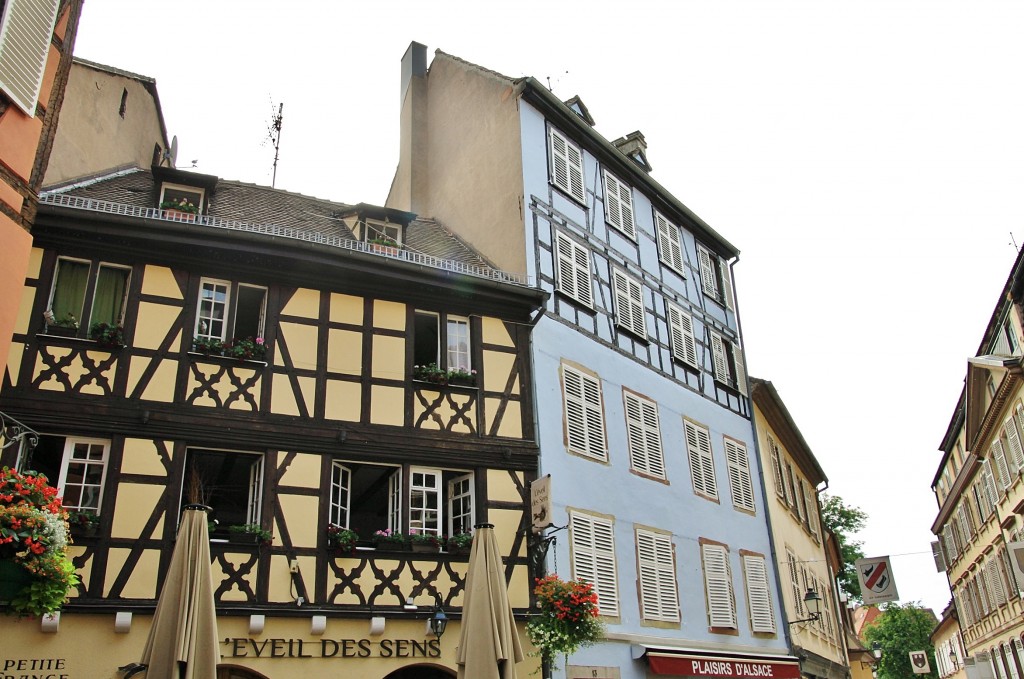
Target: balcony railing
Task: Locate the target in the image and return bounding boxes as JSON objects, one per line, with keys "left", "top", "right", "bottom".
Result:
{"left": 39, "top": 193, "right": 532, "bottom": 287}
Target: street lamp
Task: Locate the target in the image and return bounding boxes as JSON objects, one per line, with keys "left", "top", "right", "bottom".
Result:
{"left": 949, "top": 649, "right": 958, "bottom": 670}
{"left": 873, "top": 643, "right": 882, "bottom": 659}
{"left": 788, "top": 589, "right": 822, "bottom": 625}
{"left": 428, "top": 600, "right": 448, "bottom": 642}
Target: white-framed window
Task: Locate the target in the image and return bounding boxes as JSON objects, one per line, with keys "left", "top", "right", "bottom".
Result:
{"left": 685, "top": 419, "right": 717, "bottom": 500}
{"left": 624, "top": 391, "right": 665, "bottom": 479}
{"left": 655, "top": 211, "right": 685, "bottom": 274}
{"left": 194, "top": 278, "right": 267, "bottom": 343}
{"left": 364, "top": 219, "right": 403, "bottom": 246}
{"left": 636, "top": 528, "right": 679, "bottom": 622}
{"left": 667, "top": 303, "right": 699, "bottom": 368}
{"left": 555, "top": 232, "right": 593, "bottom": 307}
{"left": 0, "top": 0, "right": 60, "bottom": 114}
{"left": 702, "top": 543, "right": 737, "bottom": 628}
{"left": 612, "top": 268, "right": 646, "bottom": 338}
{"left": 710, "top": 331, "right": 747, "bottom": 395}
{"left": 46, "top": 257, "right": 132, "bottom": 333}
{"left": 743, "top": 554, "right": 776, "bottom": 633}
{"left": 413, "top": 310, "right": 473, "bottom": 374}
{"left": 603, "top": 170, "right": 635, "bottom": 239}
{"left": 697, "top": 244, "right": 734, "bottom": 310}
{"left": 562, "top": 364, "right": 606, "bottom": 461}
{"left": 725, "top": 438, "right": 755, "bottom": 512}
{"left": 183, "top": 448, "right": 264, "bottom": 535}
{"left": 991, "top": 439, "right": 1012, "bottom": 492}
{"left": 328, "top": 461, "right": 473, "bottom": 538}
{"left": 549, "top": 127, "right": 585, "bottom": 203}
{"left": 570, "top": 511, "right": 619, "bottom": 617}
{"left": 28, "top": 435, "right": 110, "bottom": 513}
{"left": 159, "top": 182, "right": 205, "bottom": 213}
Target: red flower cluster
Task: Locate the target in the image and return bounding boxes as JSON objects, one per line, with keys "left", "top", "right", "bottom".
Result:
{"left": 0, "top": 468, "right": 63, "bottom": 514}
{"left": 533, "top": 575, "right": 601, "bottom": 622}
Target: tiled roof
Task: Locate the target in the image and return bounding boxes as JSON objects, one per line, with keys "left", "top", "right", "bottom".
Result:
{"left": 43, "top": 167, "right": 495, "bottom": 270}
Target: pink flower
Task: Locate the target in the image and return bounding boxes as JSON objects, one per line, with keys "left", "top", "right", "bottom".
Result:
{"left": 255, "top": 337, "right": 264, "bottom": 345}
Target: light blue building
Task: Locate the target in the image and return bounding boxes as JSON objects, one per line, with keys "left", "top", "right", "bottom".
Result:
{"left": 387, "top": 43, "right": 796, "bottom": 679}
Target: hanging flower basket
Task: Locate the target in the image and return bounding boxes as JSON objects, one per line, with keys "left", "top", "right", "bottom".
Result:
{"left": 526, "top": 575, "right": 604, "bottom": 670}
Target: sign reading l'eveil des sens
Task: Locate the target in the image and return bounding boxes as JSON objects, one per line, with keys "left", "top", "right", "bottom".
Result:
{"left": 223, "top": 638, "right": 440, "bottom": 660}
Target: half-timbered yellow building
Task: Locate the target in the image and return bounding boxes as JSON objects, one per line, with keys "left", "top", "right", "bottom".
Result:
{"left": 0, "top": 164, "right": 545, "bottom": 679}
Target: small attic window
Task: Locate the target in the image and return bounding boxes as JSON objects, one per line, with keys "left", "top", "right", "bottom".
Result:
{"left": 159, "top": 183, "right": 204, "bottom": 214}
{"left": 363, "top": 219, "right": 402, "bottom": 246}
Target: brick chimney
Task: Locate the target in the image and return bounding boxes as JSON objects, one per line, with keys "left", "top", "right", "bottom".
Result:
{"left": 389, "top": 42, "right": 428, "bottom": 213}
{"left": 611, "top": 130, "right": 652, "bottom": 173}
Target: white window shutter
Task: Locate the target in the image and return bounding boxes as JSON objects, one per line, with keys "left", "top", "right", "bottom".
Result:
{"left": 570, "top": 512, "right": 619, "bottom": 617}
{"left": 685, "top": 420, "right": 717, "bottom": 499}
{"left": 655, "top": 212, "right": 685, "bottom": 273}
{"left": 637, "top": 530, "right": 679, "bottom": 622}
{"left": 992, "top": 439, "right": 1012, "bottom": 490}
{"left": 720, "top": 256, "right": 735, "bottom": 310}
{"left": 0, "top": 0, "right": 60, "bottom": 115}
{"left": 698, "top": 245, "right": 719, "bottom": 300}
{"left": 703, "top": 544, "right": 736, "bottom": 628}
{"left": 603, "top": 171, "right": 635, "bottom": 238}
{"left": 624, "top": 392, "right": 665, "bottom": 478}
{"left": 563, "top": 365, "right": 606, "bottom": 460}
{"left": 1004, "top": 416, "right": 1024, "bottom": 474}
{"left": 613, "top": 269, "right": 646, "bottom": 338}
{"left": 732, "top": 344, "right": 747, "bottom": 395}
{"left": 743, "top": 555, "right": 776, "bottom": 633}
{"left": 710, "top": 332, "right": 730, "bottom": 384}
{"left": 668, "top": 303, "right": 698, "bottom": 367}
{"left": 566, "top": 140, "right": 585, "bottom": 202}
{"left": 556, "top": 233, "right": 593, "bottom": 307}
{"left": 768, "top": 437, "right": 784, "bottom": 498}
{"left": 550, "top": 127, "right": 585, "bottom": 202}
{"left": 805, "top": 485, "right": 820, "bottom": 537}
{"left": 725, "top": 439, "right": 755, "bottom": 512}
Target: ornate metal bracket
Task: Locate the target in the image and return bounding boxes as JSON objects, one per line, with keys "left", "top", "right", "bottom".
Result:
{"left": 0, "top": 410, "right": 39, "bottom": 468}
{"left": 529, "top": 524, "right": 566, "bottom": 577}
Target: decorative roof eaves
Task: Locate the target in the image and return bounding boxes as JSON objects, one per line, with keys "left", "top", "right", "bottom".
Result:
{"left": 516, "top": 76, "right": 739, "bottom": 259}
{"left": 750, "top": 377, "right": 827, "bottom": 486}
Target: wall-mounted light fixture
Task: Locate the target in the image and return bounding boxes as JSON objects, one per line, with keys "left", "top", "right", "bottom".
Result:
{"left": 428, "top": 598, "right": 448, "bottom": 642}
{"left": 787, "top": 589, "right": 822, "bottom": 625}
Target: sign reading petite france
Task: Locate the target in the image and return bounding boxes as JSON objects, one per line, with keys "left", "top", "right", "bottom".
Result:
{"left": 646, "top": 654, "right": 802, "bottom": 679}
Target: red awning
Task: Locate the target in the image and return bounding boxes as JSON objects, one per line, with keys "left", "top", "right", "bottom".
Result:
{"left": 646, "top": 652, "right": 802, "bottom": 679}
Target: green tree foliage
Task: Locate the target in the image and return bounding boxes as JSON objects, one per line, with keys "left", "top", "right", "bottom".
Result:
{"left": 863, "top": 602, "right": 938, "bottom": 679}
{"left": 819, "top": 493, "right": 868, "bottom": 600}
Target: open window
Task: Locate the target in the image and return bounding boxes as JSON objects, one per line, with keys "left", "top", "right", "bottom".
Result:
{"left": 159, "top": 182, "right": 205, "bottom": 214}
{"left": 46, "top": 257, "right": 131, "bottom": 334}
{"left": 328, "top": 460, "right": 473, "bottom": 537}
{"left": 194, "top": 278, "right": 267, "bottom": 344}
{"left": 27, "top": 435, "right": 110, "bottom": 514}
{"left": 364, "top": 219, "right": 403, "bottom": 246}
{"left": 183, "top": 448, "right": 264, "bottom": 536}
{"left": 413, "top": 311, "right": 473, "bottom": 379}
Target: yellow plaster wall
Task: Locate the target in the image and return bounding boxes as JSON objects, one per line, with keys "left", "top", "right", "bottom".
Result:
{"left": 325, "top": 379, "right": 361, "bottom": 422}
{"left": 141, "top": 358, "right": 179, "bottom": 402}
{"left": 186, "top": 363, "right": 263, "bottom": 410}
{"left": 33, "top": 347, "right": 70, "bottom": 391}
{"left": 111, "top": 483, "right": 165, "bottom": 540}
{"left": 26, "top": 246, "right": 42, "bottom": 279}
{"left": 6, "top": 341, "right": 23, "bottom": 387}
{"left": 487, "top": 469, "right": 525, "bottom": 503}
{"left": 413, "top": 388, "right": 476, "bottom": 433}
{"left": 482, "top": 316, "right": 514, "bottom": 347}
{"left": 277, "top": 321, "right": 319, "bottom": 371}
{"left": 15, "top": 283, "right": 34, "bottom": 334}
{"left": 492, "top": 508, "right": 525, "bottom": 557}
{"left": 370, "top": 386, "right": 404, "bottom": 426}
{"left": 282, "top": 288, "right": 320, "bottom": 319}
{"left": 483, "top": 350, "right": 517, "bottom": 394}
{"left": 271, "top": 374, "right": 301, "bottom": 416}
{"left": 279, "top": 452, "right": 321, "bottom": 488}
{"left": 487, "top": 397, "right": 523, "bottom": 438}
{"left": 327, "top": 328, "right": 362, "bottom": 375}
{"left": 278, "top": 494, "right": 320, "bottom": 549}
{"left": 141, "top": 264, "right": 183, "bottom": 299}
{"left": 373, "top": 300, "right": 406, "bottom": 331}
{"left": 213, "top": 553, "right": 258, "bottom": 602}
{"left": 330, "top": 292, "right": 363, "bottom": 324}
{"left": 372, "top": 335, "right": 405, "bottom": 381}
{"left": 67, "top": 545, "right": 90, "bottom": 592}
{"left": 121, "top": 438, "right": 169, "bottom": 476}
{"left": 134, "top": 302, "right": 180, "bottom": 351}
{"left": 105, "top": 547, "right": 159, "bottom": 599}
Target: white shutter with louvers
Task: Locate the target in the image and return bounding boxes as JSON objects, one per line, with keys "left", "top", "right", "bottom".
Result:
{"left": 603, "top": 170, "right": 635, "bottom": 238}
{"left": 702, "top": 544, "right": 736, "bottom": 628}
{"left": 787, "top": 551, "right": 804, "bottom": 616}
{"left": 744, "top": 555, "right": 775, "bottom": 633}
{"left": 983, "top": 458, "right": 999, "bottom": 508}
{"left": 655, "top": 211, "right": 685, "bottom": 273}
{"left": 733, "top": 344, "right": 747, "bottom": 395}
{"left": 685, "top": 420, "right": 717, "bottom": 499}
{"left": 570, "top": 512, "right": 619, "bottom": 617}
{"left": 710, "top": 332, "right": 731, "bottom": 385}
{"left": 1004, "top": 416, "right": 1024, "bottom": 476}
{"left": 805, "top": 485, "right": 820, "bottom": 538}
{"left": 555, "top": 233, "right": 593, "bottom": 307}
{"left": 992, "top": 439, "right": 1012, "bottom": 491}
{"left": 624, "top": 391, "right": 665, "bottom": 478}
{"left": 668, "top": 303, "right": 698, "bottom": 367}
{"left": 698, "top": 245, "right": 719, "bottom": 300}
{"left": 636, "top": 529, "right": 679, "bottom": 622}
{"left": 549, "top": 128, "right": 585, "bottom": 202}
{"left": 612, "top": 269, "right": 646, "bottom": 338}
{"left": 725, "top": 439, "right": 755, "bottom": 512}
{"left": 562, "top": 365, "right": 606, "bottom": 460}
{"left": 767, "top": 437, "right": 785, "bottom": 498}
{"left": 0, "top": 0, "right": 60, "bottom": 115}
{"left": 720, "top": 256, "right": 735, "bottom": 310}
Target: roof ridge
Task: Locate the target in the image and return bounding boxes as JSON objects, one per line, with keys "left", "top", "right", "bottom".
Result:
{"left": 433, "top": 49, "right": 519, "bottom": 85}
{"left": 72, "top": 57, "right": 156, "bottom": 84}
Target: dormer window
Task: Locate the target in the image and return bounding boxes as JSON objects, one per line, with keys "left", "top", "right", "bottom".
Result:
{"left": 363, "top": 219, "right": 402, "bottom": 246}
{"left": 159, "top": 182, "right": 204, "bottom": 215}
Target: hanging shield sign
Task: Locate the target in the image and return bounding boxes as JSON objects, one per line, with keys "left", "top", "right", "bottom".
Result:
{"left": 909, "top": 651, "right": 931, "bottom": 674}
{"left": 855, "top": 556, "right": 899, "bottom": 604}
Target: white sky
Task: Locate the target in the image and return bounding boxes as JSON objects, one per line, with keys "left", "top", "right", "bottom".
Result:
{"left": 71, "top": 1, "right": 1024, "bottom": 615}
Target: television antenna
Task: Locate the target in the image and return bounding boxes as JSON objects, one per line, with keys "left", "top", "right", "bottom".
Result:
{"left": 263, "top": 100, "right": 284, "bottom": 187}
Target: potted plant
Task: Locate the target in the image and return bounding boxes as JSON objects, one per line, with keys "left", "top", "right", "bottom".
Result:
{"left": 89, "top": 322, "right": 125, "bottom": 349}
{"left": 192, "top": 336, "right": 224, "bottom": 356}
{"left": 223, "top": 336, "right": 268, "bottom": 361}
{"left": 0, "top": 467, "right": 79, "bottom": 617}
{"left": 326, "top": 525, "right": 359, "bottom": 555}
{"left": 67, "top": 510, "right": 99, "bottom": 538}
{"left": 446, "top": 532, "right": 473, "bottom": 555}
{"left": 446, "top": 367, "right": 478, "bottom": 387}
{"left": 42, "top": 310, "right": 78, "bottom": 337}
{"left": 371, "top": 528, "right": 408, "bottom": 550}
{"left": 368, "top": 237, "right": 400, "bottom": 256}
{"left": 160, "top": 198, "right": 199, "bottom": 219}
{"left": 413, "top": 363, "right": 448, "bottom": 385}
{"left": 227, "top": 523, "right": 272, "bottom": 546}
{"left": 409, "top": 530, "right": 442, "bottom": 553}
{"left": 526, "top": 575, "right": 604, "bottom": 671}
